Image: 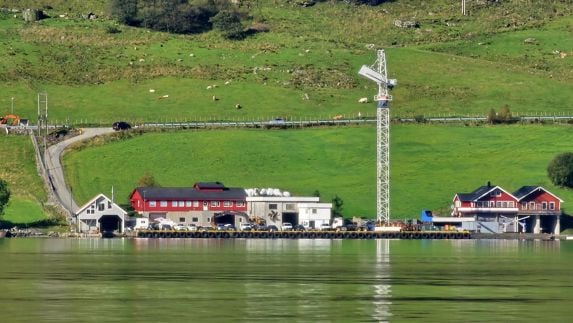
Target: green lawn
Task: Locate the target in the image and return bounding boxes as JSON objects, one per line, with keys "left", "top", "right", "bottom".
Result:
{"left": 0, "top": 135, "right": 47, "bottom": 225}
{"left": 64, "top": 124, "right": 573, "bottom": 219}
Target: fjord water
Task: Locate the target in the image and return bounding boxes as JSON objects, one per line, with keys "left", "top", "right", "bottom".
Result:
{"left": 0, "top": 238, "right": 571, "bottom": 322}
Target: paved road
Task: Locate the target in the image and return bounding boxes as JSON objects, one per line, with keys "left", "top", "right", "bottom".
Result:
{"left": 45, "top": 128, "right": 115, "bottom": 214}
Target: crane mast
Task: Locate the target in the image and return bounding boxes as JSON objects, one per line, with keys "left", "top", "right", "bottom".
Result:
{"left": 358, "top": 49, "right": 396, "bottom": 224}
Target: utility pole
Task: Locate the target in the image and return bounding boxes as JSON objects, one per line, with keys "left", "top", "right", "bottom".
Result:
{"left": 462, "top": 0, "right": 467, "bottom": 16}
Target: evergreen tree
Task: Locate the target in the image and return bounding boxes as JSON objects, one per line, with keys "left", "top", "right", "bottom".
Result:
{"left": 0, "top": 179, "right": 10, "bottom": 215}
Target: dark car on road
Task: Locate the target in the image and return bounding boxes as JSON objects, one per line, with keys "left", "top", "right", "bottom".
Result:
{"left": 112, "top": 121, "right": 131, "bottom": 131}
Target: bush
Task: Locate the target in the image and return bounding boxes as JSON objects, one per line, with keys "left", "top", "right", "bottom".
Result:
{"left": 547, "top": 152, "right": 573, "bottom": 187}
{"left": 210, "top": 9, "right": 245, "bottom": 40}
{"left": 0, "top": 179, "right": 10, "bottom": 215}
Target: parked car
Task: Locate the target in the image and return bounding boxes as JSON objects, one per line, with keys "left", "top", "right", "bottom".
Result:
{"left": 282, "top": 222, "right": 293, "bottom": 231}
{"left": 173, "top": 224, "right": 187, "bottom": 231}
{"left": 293, "top": 224, "right": 306, "bottom": 232}
{"left": 252, "top": 224, "right": 268, "bottom": 231}
{"left": 186, "top": 224, "right": 197, "bottom": 231}
{"left": 320, "top": 223, "right": 331, "bottom": 231}
{"left": 341, "top": 219, "right": 357, "bottom": 231}
{"left": 268, "top": 118, "right": 285, "bottom": 125}
{"left": 239, "top": 223, "right": 253, "bottom": 231}
{"left": 217, "top": 223, "right": 235, "bottom": 231}
{"left": 112, "top": 121, "right": 131, "bottom": 131}
{"left": 267, "top": 225, "right": 279, "bottom": 232}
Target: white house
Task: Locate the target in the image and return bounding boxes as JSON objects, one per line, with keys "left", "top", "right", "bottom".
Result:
{"left": 298, "top": 202, "right": 333, "bottom": 229}
{"left": 75, "top": 194, "right": 128, "bottom": 233}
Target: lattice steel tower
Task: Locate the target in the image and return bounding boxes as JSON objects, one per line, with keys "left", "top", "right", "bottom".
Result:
{"left": 358, "top": 50, "right": 396, "bottom": 224}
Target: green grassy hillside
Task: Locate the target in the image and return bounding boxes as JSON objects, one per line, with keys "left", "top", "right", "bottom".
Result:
{"left": 63, "top": 124, "right": 573, "bottom": 219}
{"left": 0, "top": 1, "right": 571, "bottom": 124}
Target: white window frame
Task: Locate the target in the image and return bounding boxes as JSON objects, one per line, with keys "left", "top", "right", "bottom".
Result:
{"left": 542, "top": 202, "right": 547, "bottom": 210}
{"left": 211, "top": 201, "right": 220, "bottom": 207}
{"left": 149, "top": 201, "right": 157, "bottom": 207}
{"left": 193, "top": 201, "right": 199, "bottom": 207}
{"left": 549, "top": 202, "right": 555, "bottom": 210}
{"left": 160, "top": 201, "right": 167, "bottom": 207}
{"left": 185, "top": 201, "right": 192, "bottom": 207}
{"left": 224, "top": 201, "right": 232, "bottom": 207}
{"left": 236, "top": 201, "right": 245, "bottom": 207}
{"left": 172, "top": 201, "right": 178, "bottom": 207}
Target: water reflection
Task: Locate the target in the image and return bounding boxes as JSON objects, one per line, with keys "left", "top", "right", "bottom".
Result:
{"left": 372, "top": 239, "right": 392, "bottom": 322}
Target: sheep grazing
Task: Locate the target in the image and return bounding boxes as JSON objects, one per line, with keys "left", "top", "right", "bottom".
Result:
{"left": 235, "top": 103, "right": 242, "bottom": 109}
{"left": 358, "top": 97, "right": 369, "bottom": 103}
{"left": 149, "top": 89, "right": 155, "bottom": 93}
{"left": 158, "top": 94, "right": 169, "bottom": 99}
{"left": 206, "top": 85, "right": 212, "bottom": 90}
{"left": 212, "top": 96, "right": 219, "bottom": 101}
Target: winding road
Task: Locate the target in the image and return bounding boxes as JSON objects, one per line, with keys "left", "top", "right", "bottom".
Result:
{"left": 45, "top": 128, "right": 115, "bottom": 214}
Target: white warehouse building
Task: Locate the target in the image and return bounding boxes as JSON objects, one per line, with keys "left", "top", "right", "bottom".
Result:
{"left": 246, "top": 194, "right": 332, "bottom": 230}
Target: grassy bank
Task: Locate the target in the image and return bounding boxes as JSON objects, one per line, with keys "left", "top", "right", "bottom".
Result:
{"left": 0, "top": 135, "right": 47, "bottom": 225}
{"left": 63, "top": 124, "right": 573, "bottom": 219}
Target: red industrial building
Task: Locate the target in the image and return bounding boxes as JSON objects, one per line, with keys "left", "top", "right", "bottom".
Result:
{"left": 129, "top": 182, "right": 247, "bottom": 227}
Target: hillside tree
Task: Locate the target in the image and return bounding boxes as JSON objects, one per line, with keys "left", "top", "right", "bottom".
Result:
{"left": 547, "top": 152, "right": 573, "bottom": 187}
{"left": 331, "top": 195, "right": 344, "bottom": 218}
{"left": 137, "top": 172, "right": 160, "bottom": 187}
{"left": 210, "top": 9, "right": 245, "bottom": 39}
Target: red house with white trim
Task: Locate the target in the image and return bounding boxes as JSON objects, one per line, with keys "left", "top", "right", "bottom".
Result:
{"left": 452, "top": 184, "right": 519, "bottom": 218}
{"left": 513, "top": 186, "right": 562, "bottom": 234}
{"left": 129, "top": 182, "right": 247, "bottom": 227}
{"left": 451, "top": 183, "right": 562, "bottom": 234}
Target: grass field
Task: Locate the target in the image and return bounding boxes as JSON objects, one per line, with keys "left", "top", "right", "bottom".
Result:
{"left": 63, "top": 124, "right": 573, "bottom": 219}
{"left": 0, "top": 1, "right": 572, "bottom": 124}
{"left": 0, "top": 135, "right": 47, "bottom": 225}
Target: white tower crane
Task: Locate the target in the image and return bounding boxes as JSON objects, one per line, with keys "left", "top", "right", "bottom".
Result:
{"left": 358, "top": 49, "right": 396, "bottom": 224}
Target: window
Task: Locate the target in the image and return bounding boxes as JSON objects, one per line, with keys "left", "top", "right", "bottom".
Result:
{"left": 542, "top": 202, "right": 547, "bottom": 210}
{"left": 508, "top": 201, "right": 514, "bottom": 208}
{"left": 490, "top": 201, "right": 495, "bottom": 207}
{"left": 521, "top": 202, "right": 527, "bottom": 210}
{"left": 286, "top": 204, "right": 295, "bottom": 211}
{"left": 236, "top": 201, "right": 245, "bottom": 207}
{"left": 203, "top": 202, "right": 208, "bottom": 207}
{"left": 149, "top": 201, "right": 157, "bottom": 207}
{"left": 529, "top": 202, "right": 536, "bottom": 210}
{"left": 211, "top": 201, "right": 220, "bottom": 207}
{"left": 550, "top": 202, "right": 555, "bottom": 210}
{"left": 224, "top": 201, "right": 232, "bottom": 207}
{"left": 160, "top": 201, "right": 167, "bottom": 207}
{"left": 178, "top": 201, "right": 185, "bottom": 207}
{"left": 269, "top": 204, "right": 278, "bottom": 210}
{"left": 98, "top": 203, "right": 105, "bottom": 211}
{"left": 193, "top": 201, "right": 199, "bottom": 207}
{"left": 179, "top": 217, "right": 185, "bottom": 223}
{"left": 502, "top": 202, "right": 508, "bottom": 208}
{"left": 108, "top": 201, "right": 112, "bottom": 209}
{"left": 312, "top": 209, "right": 317, "bottom": 214}
{"left": 172, "top": 201, "right": 178, "bottom": 207}
{"left": 192, "top": 217, "right": 198, "bottom": 222}
{"left": 496, "top": 201, "right": 502, "bottom": 207}
{"left": 185, "top": 201, "right": 192, "bottom": 207}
